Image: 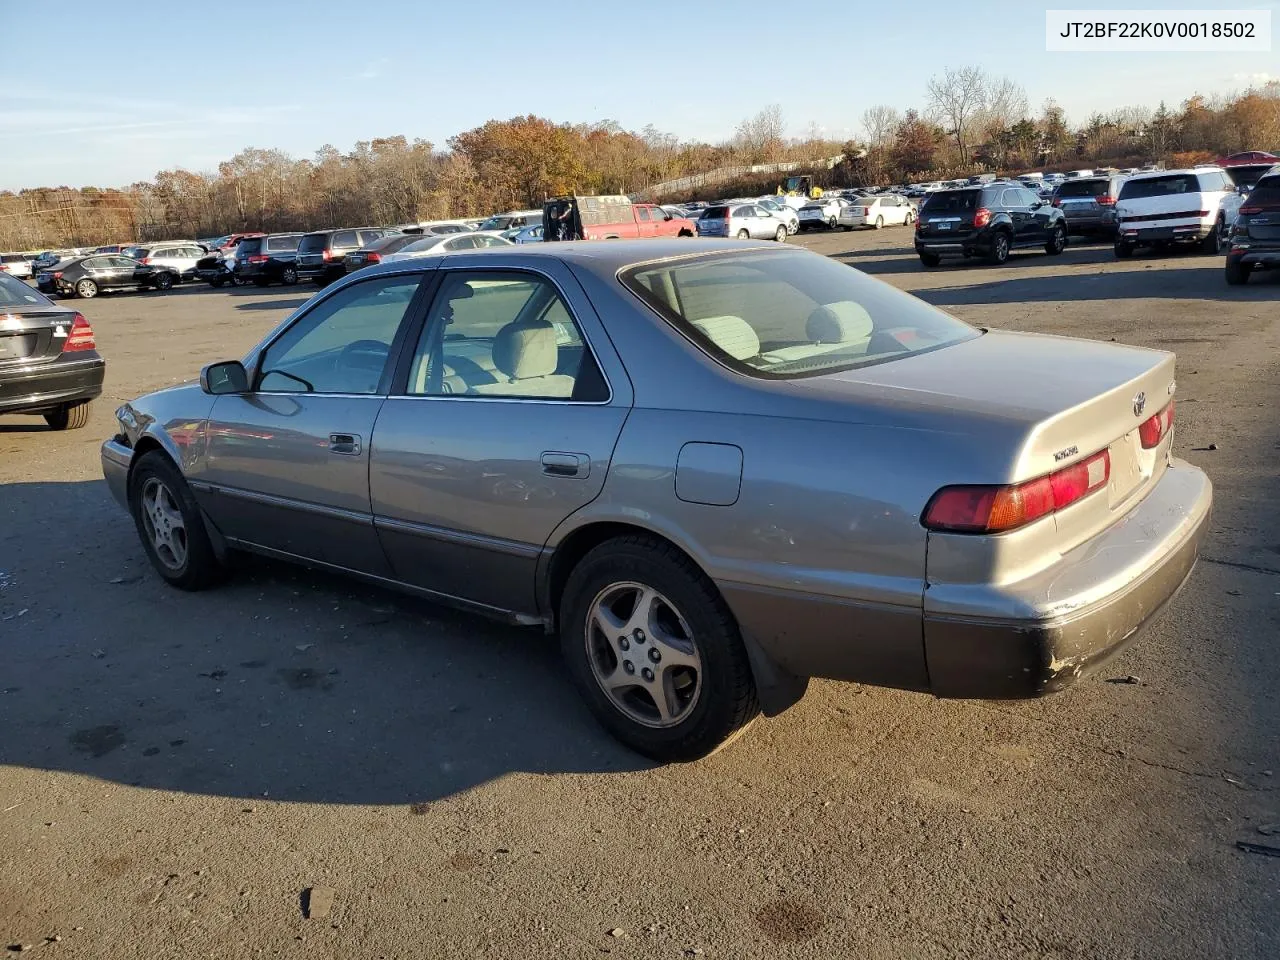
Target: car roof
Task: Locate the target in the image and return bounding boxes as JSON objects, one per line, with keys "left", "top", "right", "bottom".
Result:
{"left": 1126, "top": 166, "right": 1221, "bottom": 179}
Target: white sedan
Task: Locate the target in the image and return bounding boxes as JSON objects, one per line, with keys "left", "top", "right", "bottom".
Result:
{"left": 838, "top": 194, "right": 916, "bottom": 230}
{"left": 797, "top": 197, "right": 849, "bottom": 230}
{"left": 382, "top": 233, "right": 514, "bottom": 263}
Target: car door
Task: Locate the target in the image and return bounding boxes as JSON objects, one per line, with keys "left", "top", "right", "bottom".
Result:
{"left": 1021, "top": 187, "right": 1055, "bottom": 241}
{"left": 108, "top": 256, "right": 144, "bottom": 288}
{"left": 998, "top": 188, "right": 1033, "bottom": 246}
{"left": 635, "top": 205, "right": 658, "bottom": 238}
{"left": 195, "top": 270, "right": 431, "bottom": 574}
{"left": 369, "top": 262, "right": 630, "bottom": 617}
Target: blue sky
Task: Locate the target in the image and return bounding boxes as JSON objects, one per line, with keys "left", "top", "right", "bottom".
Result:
{"left": 1, "top": 0, "right": 1276, "bottom": 191}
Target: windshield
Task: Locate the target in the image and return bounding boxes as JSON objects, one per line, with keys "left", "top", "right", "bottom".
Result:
{"left": 1056, "top": 179, "right": 1109, "bottom": 198}
{"left": 1118, "top": 174, "right": 1200, "bottom": 199}
{"left": 478, "top": 216, "right": 513, "bottom": 231}
{"left": 620, "top": 250, "right": 979, "bottom": 380}
{"left": 921, "top": 190, "right": 979, "bottom": 214}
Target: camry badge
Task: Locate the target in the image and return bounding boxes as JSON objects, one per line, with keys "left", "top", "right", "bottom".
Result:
{"left": 1133, "top": 392, "right": 1147, "bottom": 418}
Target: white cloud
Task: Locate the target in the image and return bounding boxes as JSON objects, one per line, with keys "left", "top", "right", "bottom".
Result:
{"left": 1230, "top": 72, "right": 1276, "bottom": 87}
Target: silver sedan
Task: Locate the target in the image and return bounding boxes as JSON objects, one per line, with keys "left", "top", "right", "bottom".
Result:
{"left": 101, "top": 240, "right": 1211, "bottom": 762}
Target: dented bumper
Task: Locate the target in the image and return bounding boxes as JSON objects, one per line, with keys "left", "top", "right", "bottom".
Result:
{"left": 922, "top": 460, "right": 1212, "bottom": 698}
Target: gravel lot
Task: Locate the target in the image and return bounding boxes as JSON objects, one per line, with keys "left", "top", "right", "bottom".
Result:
{"left": 2, "top": 230, "right": 1278, "bottom": 958}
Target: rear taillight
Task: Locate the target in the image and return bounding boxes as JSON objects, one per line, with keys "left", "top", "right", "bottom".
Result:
{"left": 247, "top": 255, "right": 269, "bottom": 264}
{"left": 140, "top": 257, "right": 151, "bottom": 265}
{"left": 973, "top": 207, "right": 992, "bottom": 228}
{"left": 1138, "top": 401, "right": 1175, "bottom": 449}
{"left": 366, "top": 253, "right": 381, "bottom": 264}
{"left": 1239, "top": 204, "right": 1261, "bottom": 214}
{"left": 322, "top": 249, "right": 333, "bottom": 261}
{"left": 1096, "top": 195, "right": 1116, "bottom": 206}
{"left": 1051, "top": 198, "right": 1062, "bottom": 207}
{"left": 52, "top": 271, "right": 63, "bottom": 280}
{"left": 63, "top": 313, "right": 96, "bottom": 353}
{"left": 922, "top": 449, "right": 1110, "bottom": 534}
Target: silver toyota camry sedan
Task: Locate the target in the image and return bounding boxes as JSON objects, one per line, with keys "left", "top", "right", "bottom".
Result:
{"left": 101, "top": 239, "right": 1211, "bottom": 762}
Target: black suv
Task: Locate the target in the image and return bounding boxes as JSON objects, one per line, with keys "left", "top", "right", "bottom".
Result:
{"left": 233, "top": 233, "right": 304, "bottom": 287}
{"left": 914, "top": 183, "right": 1067, "bottom": 267}
{"left": 1225, "top": 168, "right": 1280, "bottom": 285}
{"left": 295, "top": 228, "right": 393, "bottom": 286}
{"left": 1051, "top": 174, "right": 1127, "bottom": 237}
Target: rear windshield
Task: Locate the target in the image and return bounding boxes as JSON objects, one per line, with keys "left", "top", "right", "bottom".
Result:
{"left": 478, "top": 216, "right": 513, "bottom": 231}
{"left": 266, "top": 235, "right": 301, "bottom": 252}
{"left": 1245, "top": 176, "right": 1280, "bottom": 206}
{"left": 1056, "top": 179, "right": 1109, "bottom": 198}
{"left": 1118, "top": 174, "right": 1200, "bottom": 199}
{"left": 620, "top": 249, "right": 979, "bottom": 380}
{"left": 298, "top": 234, "right": 329, "bottom": 253}
{"left": 921, "top": 190, "right": 979, "bottom": 214}
{"left": 700, "top": 206, "right": 729, "bottom": 219}
{"left": 0, "top": 271, "right": 54, "bottom": 307}
{"left": 1226, "top": 164, "right": 1275, "bottom": 188}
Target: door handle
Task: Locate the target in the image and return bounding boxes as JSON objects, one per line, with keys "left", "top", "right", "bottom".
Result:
{"left": 541, "top": 451, "right": 589, "bottom": 478}
{"left": 329, "top": 433, "right": 362, "bottom": 456}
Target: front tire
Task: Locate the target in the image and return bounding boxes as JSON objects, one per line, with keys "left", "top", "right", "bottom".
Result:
{"left": 43, "top": 400, "right": 92, "bottom": 431}
{"left": 129, "top": 451, "right": 225, "bottom": 591}
{"left": 559, "top": 536, "right": 759, "bottom": 762}
{"left": 154, "top": 272, "right": 174, "bottom": 291}
{"left": 75, "top": 278, "right": 98, "bottom": 299}
{"left": 1045, "top": 223, "right": 1067, "bottom": 255}
{"left": 918, "top": 252, "right": 941, "bottom": 268}
{"left": 874, "top": 215, "right": 884, "bottom": 229}
{"left": 736, "top": 229, "right": 749, "bottom": 239}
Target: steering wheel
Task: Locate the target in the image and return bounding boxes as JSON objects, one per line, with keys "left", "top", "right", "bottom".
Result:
{"left": 339, "top": 339, "right": 390, "bottom": 390}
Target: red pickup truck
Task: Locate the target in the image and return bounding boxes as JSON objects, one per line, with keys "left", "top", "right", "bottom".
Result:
{"left": 543, "top": 195, "right": 696, "bottom": 241}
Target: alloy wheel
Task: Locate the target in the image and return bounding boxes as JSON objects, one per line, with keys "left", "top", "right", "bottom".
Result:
{"left": 139, "top": 477, "right": 188, "bottom": 571}
{"left": 585, "top": 581, "right": 702, "bottom": 729}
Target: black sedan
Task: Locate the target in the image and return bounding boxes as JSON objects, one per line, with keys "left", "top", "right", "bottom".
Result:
{"left": 36, "top": 254, "right": 171, "bottom": 299}
{"left": 0, "top": 271, "right": 104, "bottom": 429}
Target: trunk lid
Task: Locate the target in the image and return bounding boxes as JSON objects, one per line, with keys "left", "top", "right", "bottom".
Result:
{"left": 0, "top": 306, "right": 82, "bottom": 366}
{"left": 806, "top": 329, "right": 1176, "bottom": 511}
{"left": 1239, "top": 177, "right": 1280, "bottom": 242}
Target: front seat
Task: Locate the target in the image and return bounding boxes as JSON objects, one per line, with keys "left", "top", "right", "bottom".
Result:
{"left": 467, "top": 319, "right": 576, "bottom": 398}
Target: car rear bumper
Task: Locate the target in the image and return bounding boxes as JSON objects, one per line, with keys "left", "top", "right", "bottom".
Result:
{"left": 101, "top": 437, "right": 133, "bottom": 508}
{"left": 916, "top": 234, "right": 988, "bottom": 257}
{"left": 922, "top": 459, "right": 1212, "bottom": 698}
{"left": 0, "top": 356, "right": 105, "bottom": 414}
{"left": 1119, "top": 222, "right": 1213, "bottom": 244}
{"left": 1227, "top": 246, "right": 1280, "bottom": 267}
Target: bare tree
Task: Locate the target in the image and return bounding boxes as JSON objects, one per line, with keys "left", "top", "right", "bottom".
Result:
{"left": 980, "top": 75, "right": 1029, "bottom": 136}
{"left": 861, "top": 105, "right": 902, "bottom": 150}
{"left": 734, "top": 105, "right": 785, "bottom": 161}
{"left": 926, "top": 66, "right": 989, "bottom": 166}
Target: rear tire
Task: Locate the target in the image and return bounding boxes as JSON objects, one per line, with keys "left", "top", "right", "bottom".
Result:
{"left": 75, "top": 278, "right": 98, "bottom": 299}
{"left": 774, "top": 225, "right": 787, "bottom": 242}
{"left": 1225, "top": 258, "right": 1249, "bottom": 285}
{"left": 44, "top": 400, "right": 92, "bottom": 431}
{"left": 874, "top": 215, "right": 884, "bottom": 229}
{"left": 987, "top": 231, "right": 1011, "bottom": 265}
{"left": 1114, "top": 238, "right": 1134, "bottom": 259}
{"left": 1201, "top": 218, "right": 1225, "bottom": 255}
{"left": 918, "top": 252, "right": 941, "bottom": 268}
{"left": 281, "top": 266, "right": 298, "bottom": 285}
{"left": 736, "top": 229, "right": 750, "bottom": 239}
{"left": 559, "top": 536, "right": 760, "bottom": 763}
{"left": 128, "top": 451, "right": 226, "bottom": 591}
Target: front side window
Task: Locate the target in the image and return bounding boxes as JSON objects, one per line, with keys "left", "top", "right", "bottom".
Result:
{"left": 257, "top": 274, "right": 422, "bottom": 395}
{"left": 622, "top": 250, "right": 979, "bottom": 380}
{"left": 405, "top": 271, "right": 605, "bottom": 400}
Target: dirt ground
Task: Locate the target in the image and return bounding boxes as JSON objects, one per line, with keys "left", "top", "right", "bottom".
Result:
{"left": 2, "top": 231, "right": 1278, "bottom": 959}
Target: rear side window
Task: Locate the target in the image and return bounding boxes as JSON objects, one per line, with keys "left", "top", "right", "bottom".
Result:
{"left": 238, "top": 238, "right": 264, "bottom": 255}
{"left": 298, "top": 234, "right": 329, "bottom": 253}
{"left": 922, "top": 190, "right": 978, "bottom": 214}
{"left": 1056, "top": 179, "right": 1108, "bottom": 198}
{"left": 332, "top": 231, "right": 359, "bottom": 249}
{"left": 1119, "top": 175, "right": 1200, "bottom": 199}
{"left": 267, "top": 235, "right": 301, "bottom": 252}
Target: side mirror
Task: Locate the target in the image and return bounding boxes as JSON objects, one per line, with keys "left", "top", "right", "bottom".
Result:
{"left": 1030, "top": 200, "right": 1043, "bottom": 209}
{"left": 200, "top": 360, "right": 249, "bottom": 395}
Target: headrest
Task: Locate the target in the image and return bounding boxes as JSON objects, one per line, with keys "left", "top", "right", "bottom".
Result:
{"left": 493, "top": 320, "right": 558, "bottom": 380}
{"left": 807, "top": 301, "right": 874, "bottom": 344}
{"left": 689, "top": 315, "right": 760, "bottom": 361}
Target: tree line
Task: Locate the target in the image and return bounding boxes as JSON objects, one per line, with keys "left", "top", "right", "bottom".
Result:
{"left": 2, "top": 68, "right": 1277, "bottom": 251}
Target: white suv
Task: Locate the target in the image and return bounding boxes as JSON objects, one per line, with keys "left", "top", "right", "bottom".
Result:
{"left": 1114, "top": 166, "right": 1242, "bottom": 258}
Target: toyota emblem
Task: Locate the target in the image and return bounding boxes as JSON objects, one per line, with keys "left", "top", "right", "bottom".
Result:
{"left": 1133, "top": 391, "right": 1147, "bottom": 418}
